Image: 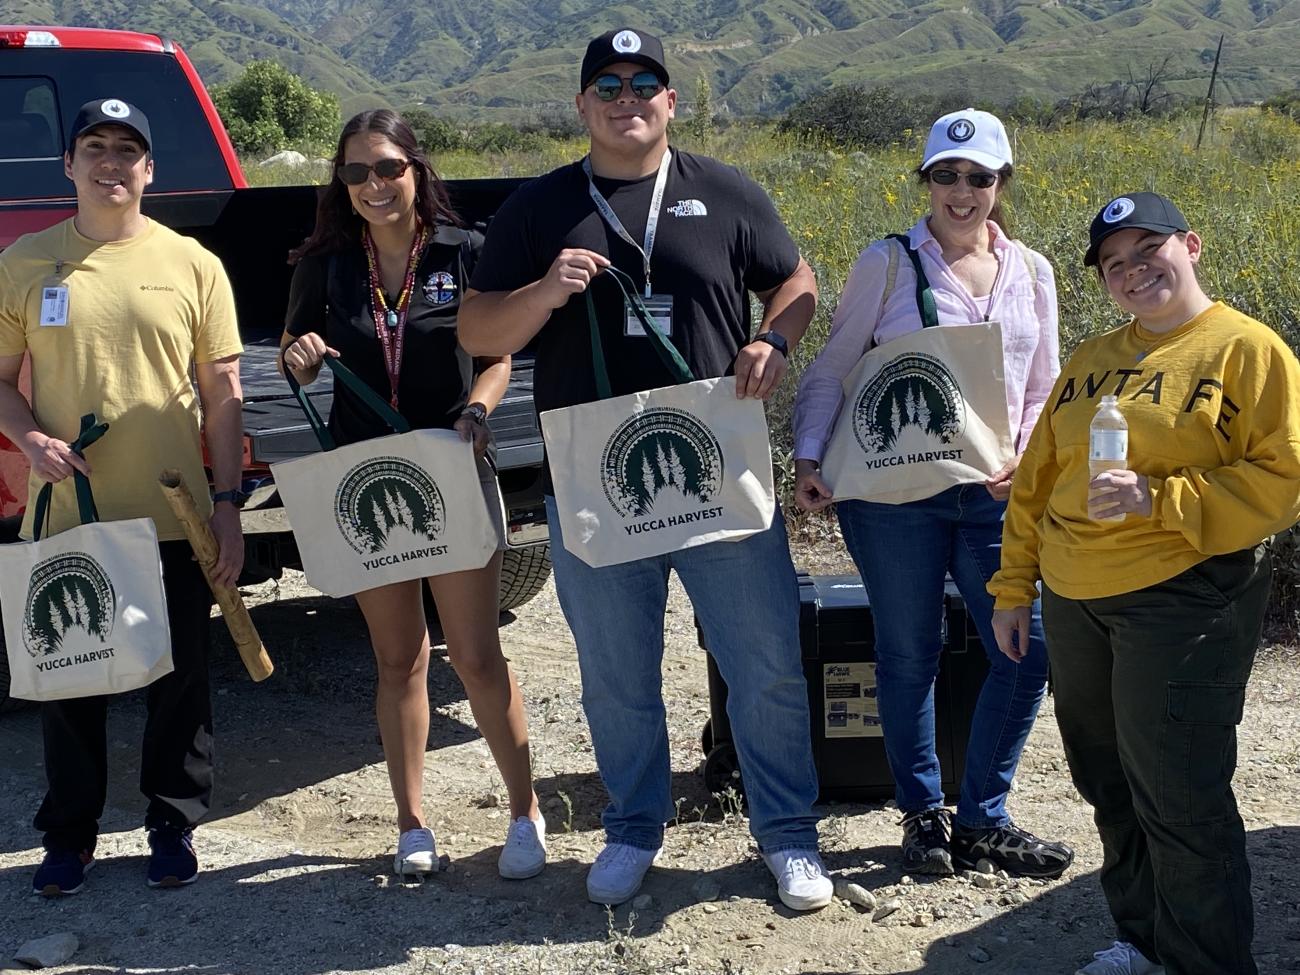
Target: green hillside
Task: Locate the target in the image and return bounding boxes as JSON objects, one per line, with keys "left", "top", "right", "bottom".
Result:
{"left": 9, "top": 0, "right": 1300, "bottom": 117}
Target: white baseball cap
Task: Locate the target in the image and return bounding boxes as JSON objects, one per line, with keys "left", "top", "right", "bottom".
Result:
{"left": 921, "top": 109, "right": 1012, "bottom": 172}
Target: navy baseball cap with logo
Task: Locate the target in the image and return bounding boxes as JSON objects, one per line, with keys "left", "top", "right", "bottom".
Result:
{"left": 68, "top": 98, "right": 152, "bottom": 151}
{"left": 581, "top": 29, "right": 670, "bottom": 90}
{"left": 1084, "top": 192, "right": 1189, "bottom": 267}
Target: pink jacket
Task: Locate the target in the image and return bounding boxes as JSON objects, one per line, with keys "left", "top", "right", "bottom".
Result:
{"left": 794, "top": 218, "right": 1060, "bottom": 464}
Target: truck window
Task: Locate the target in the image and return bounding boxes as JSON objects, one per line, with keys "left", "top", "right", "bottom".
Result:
{"left": 0, "top": 49, "right": 234, "bottom": 198}
{"left": 0, "top": 77, "right": 60, "bottom": 159}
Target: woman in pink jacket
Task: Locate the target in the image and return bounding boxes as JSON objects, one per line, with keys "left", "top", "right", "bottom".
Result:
{"left": 793, "top": 110, "right": 1071, "bottom": 879}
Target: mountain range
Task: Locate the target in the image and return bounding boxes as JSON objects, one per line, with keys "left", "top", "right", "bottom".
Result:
{"left": 9, "top": 0, "right": 1300, "bottom": 118}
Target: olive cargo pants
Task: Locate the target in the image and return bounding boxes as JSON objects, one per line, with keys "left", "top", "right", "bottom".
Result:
{"left": 1042, "top": 545, "right": 1269, "bottom": 975}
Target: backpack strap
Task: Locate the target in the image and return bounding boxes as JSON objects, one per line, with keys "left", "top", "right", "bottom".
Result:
{"left": 885, "top": 233, "right": 939, "bottom": 329}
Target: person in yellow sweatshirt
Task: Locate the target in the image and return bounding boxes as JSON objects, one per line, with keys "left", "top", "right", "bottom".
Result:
{"left": 989, "top": 192, "right": 1300, "bottom": 975}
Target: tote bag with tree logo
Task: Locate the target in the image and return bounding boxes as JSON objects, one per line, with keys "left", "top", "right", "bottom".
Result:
{"left": 1, "top": 414, "right": 173, "bottom": 702}
{"left": 270, "top": 358, "right": 497, "bottom": 597}
{"left": 820, "top": 236, "right": 1015, "bottom": 505}
{"left": 540, "top": 267, "right": 775, "bottom": 568}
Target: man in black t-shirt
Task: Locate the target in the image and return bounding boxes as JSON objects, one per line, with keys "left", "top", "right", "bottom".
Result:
{"left": 460, "top": 28, "right": 829, "bottom": 912}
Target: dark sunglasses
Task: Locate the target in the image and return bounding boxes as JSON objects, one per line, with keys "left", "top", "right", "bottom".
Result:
{"left": 928, "top": 168, "right": 999, "bottom": 189}
{"left": 589, "top": 71, "right": 664, "bottom": 102}
{"left": 337, "top": 158, "right": 411, "bottom": 185}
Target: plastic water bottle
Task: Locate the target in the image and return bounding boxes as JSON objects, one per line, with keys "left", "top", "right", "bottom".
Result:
{"left": 1089, "top": 395, "right": 1128, "bottom": 523}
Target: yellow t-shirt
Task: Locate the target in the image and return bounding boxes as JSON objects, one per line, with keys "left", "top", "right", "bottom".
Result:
{"left": 989, "top": 302, "right": 1300, "bottom": 607}
{"left": 0, "top": 218, "right": 242, "bottom": 541}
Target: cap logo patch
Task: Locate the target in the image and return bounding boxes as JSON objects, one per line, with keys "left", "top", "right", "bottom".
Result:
{"left": 612, "top": 30, "right": 642, "bottom": 53}
{"left": 1103, "top": 197, "right": 1135, "bottom": 224}
{"left": 947, "top": 118, "right": 975, "bottom": 142}
{"left": 100, "top": 99, "right": 130, "bottom": 119}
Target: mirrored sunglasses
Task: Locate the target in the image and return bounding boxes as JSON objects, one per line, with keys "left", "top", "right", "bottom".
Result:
{"left": 590, "top": 71, "right": 664, "bottom": 102}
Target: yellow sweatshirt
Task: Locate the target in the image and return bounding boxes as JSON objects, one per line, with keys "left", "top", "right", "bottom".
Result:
{"left": 989, "top": 302, "right": 1300, "bottom": 607}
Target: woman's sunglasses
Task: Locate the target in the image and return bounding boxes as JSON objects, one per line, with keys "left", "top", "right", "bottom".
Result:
{"left": 589, "top": 71, "right": 664, "bottom": 102}
{"left": 337, "top": 158, "right": 411, "bottom": 185}
{"left": 928, "top": 168, "right": 999, "bottom": 189}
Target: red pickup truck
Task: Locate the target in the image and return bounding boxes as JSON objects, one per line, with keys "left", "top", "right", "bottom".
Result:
{"left": 0, "top": 26, "right": 552, "bottom": 708}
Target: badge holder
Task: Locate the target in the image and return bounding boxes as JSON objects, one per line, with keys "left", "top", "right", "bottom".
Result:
{"left": 39, "top": 262, "right": 69, "bottom": 327}
{"left": 625, "top": 294, "right": 673, "bottom": 338}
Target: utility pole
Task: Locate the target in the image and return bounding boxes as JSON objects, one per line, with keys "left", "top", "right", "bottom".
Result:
{"left": 1196, "top": 34, "right": 1224, "bottom": 151}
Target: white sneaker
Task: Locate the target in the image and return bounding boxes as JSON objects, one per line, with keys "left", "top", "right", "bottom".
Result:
{"left": 586, "top": 842, "right": 660, "bottom": 905}
{"left": 393, "top": 827, "right": 437, "bottom": 876}
{"left": 498, "top": 813, "right": 547, "bottom": 880}
{"left": 761, "top": 848, "right": 834, "bottom": 911}
{"left": 1076, "top": 941, "right": 1165, "bottom": 975}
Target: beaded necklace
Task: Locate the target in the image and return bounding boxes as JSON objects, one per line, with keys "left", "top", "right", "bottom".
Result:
{"left": 363, "top": 223, "right": 430, "bottom": 409}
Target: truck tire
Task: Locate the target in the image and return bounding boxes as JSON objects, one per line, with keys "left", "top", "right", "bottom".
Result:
{"left": 498, "top": 545, "right": 552, "bottom": 612}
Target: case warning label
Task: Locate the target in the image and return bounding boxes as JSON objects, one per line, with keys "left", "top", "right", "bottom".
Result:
{"left": 823, "top": 662, "right": 883, "bottom": 738}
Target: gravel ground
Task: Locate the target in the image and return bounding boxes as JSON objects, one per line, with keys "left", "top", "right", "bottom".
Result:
{"left": 1, "top": 552, "right": 1298, "bottom": 975}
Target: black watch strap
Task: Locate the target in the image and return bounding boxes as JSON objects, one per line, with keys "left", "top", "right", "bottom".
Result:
{"left": 756, "top": 331, "right": 789, "bottom": 356}
{"left": 461, "top": 404, "right": 488, "bottom": 424}
{"left": 212, "top": 489, "right": 250, "bottom": 509}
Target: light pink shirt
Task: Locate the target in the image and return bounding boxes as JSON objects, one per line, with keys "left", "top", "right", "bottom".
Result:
{"left": 794, "top": 218, "right": 1061, "bottom": 463}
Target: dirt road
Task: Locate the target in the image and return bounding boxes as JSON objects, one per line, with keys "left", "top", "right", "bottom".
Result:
{"left": 2, "top": 564, "right": 1297, "bottom": 974}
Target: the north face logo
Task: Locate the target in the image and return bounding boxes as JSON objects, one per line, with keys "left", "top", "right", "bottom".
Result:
{"left": 852, "top": 353, "right": 967, "bottom": 456}
{"left": 601, "top": 408, "right": 723, "bottom": 519}
{"left": 667, "top": 199, "right": 708, "bottom": 217}
{"left": 335, "top": 457, "right": 445, "bottom": 555}
{"left": 23, "top": 553, "right": 117, "bottom": 659}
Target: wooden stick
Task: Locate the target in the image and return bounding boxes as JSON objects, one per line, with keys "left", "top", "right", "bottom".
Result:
{"left": 158, "top": 469, "right": 273, "bottom": 682}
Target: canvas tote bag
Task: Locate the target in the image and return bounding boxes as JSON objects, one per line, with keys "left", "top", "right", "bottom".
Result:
{"left": 540, "top": 267, "right": 775, "bottom": 568}
{"left": 820, "top": 236, "right": 1015, "bottom": 505}
{"left": 270, "top": 357, "right": 497, "bottom": 597}
{"left": 1, "top": 414, "right": 173, "bottom": 702}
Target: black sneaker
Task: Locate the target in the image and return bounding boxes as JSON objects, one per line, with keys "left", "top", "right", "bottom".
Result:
{"left": 899, "top": 808, "right": 953, "bottom": 875}
{"left": 951, "top": 821, "right": 1074, "bottom": 879}
{"left": 147, "top": 827, "right": 198, "bottom": 888}
{"left": 32, "top": 848, "right": 95, "bottom": 897}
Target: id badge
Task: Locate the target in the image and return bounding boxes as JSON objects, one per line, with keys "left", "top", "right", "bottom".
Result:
{"left": 626, "top": 294, "right": 673, "bottom": 338}
{"left": 39, "top": 283, "right": 70, "bottom": 327}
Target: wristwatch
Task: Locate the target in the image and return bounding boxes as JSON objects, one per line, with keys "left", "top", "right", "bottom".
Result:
{"left": 461, "top": 404, "right": 488, "bottom": 425}
{"left": 212, "top": 489, "right": 251, "bottom": 509}
{"left": 755, "top": 331, "right": 789, "bottom": 357}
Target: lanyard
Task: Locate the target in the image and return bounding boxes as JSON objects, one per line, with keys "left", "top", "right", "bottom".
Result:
{"left": 363, "top": 224, "right": 429, "bottom": 410}
{"left": 583, "top": 148, "right": 671, "bottom": 298}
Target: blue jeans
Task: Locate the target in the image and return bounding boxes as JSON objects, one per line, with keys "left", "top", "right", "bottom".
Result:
{"left": 545, "top": 496, "right": 821, "bottom": 853}
{"left": 836, "top": 483, "right": 1048, "bottom": 828}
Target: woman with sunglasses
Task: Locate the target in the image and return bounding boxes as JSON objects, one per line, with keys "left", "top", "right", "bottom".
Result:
{"left": 279, "top": 109, "right": 545, "bottom": 880}
{"left": 792, "top": 109, "right": 1071, "bottom": 879}
{"left": 992, "top": 193, "right": 1300, "bottom": 975}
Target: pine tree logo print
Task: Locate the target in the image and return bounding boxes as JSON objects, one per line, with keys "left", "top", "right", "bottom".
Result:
{"left": 601, "top": 408, "right": 723, "bottom": 518}
{"left": 334, "top": 457, "right": 445, "bottom": 555}
{"left": 852, "top": 353, "right": 967, "bottom": 456}
{"left": 22, "top": 553, "right": 117, "bottom": 659}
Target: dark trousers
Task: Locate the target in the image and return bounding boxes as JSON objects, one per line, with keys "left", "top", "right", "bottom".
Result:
{"left": 34, "top": 540, "right": 215, "bottom": 853}
{"left": 1043, "top": 545, "right": 1269, "bottom": 975}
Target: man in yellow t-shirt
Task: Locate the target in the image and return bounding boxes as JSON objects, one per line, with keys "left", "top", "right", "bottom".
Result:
{"left": 0, "top": 99, "right": 244, "bottom": 896}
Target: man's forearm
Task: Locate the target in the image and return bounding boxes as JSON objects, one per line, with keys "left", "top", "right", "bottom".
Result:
{"left": 757, "top": 259, "right": 818, "bottom": 351}
{"left": 198, "top": 363, "right": 244, "bottom": 493}
{"left": 0, "top": 376, "right": 43, "bottom": 454}
{"left": 458, "top": 286, "right": 555, "bottom": 357}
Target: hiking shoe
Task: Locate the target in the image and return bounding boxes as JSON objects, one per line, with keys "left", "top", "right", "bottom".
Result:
{"left": 1076, "top": 941, "right": 1165, "bottom": 975}
{"left": 586, "top": 842, "right": 659, "bottom": 905}
{"left": 899, "top": 808, "right": 953, "bottom": 875}
{"left": 498, "top": 813, "right": 546, "bottom": 880}
{"left": 394, "top": 827, "right": 438, "bottom": 877}
{"left": 32, "top": 848, "right": 94, "bottom": 897}
{"left": 761, "top": 848, "right": 833, "bottom": 911}
{"left": 951, "top": 821, "right": 1074, "bottom": 879}
{"left": 147, "top": 828, "right": 198, "bottom": 888}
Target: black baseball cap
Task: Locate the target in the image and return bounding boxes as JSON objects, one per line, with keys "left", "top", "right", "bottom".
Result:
{"left": 68, "top": 98, "right": 152, "bottom": 151}
{"left": 581, "top": 29, "right": 669, "bottom": 91}
{"left": 1085, "top": 192, "right": 1189, "bottom": 267}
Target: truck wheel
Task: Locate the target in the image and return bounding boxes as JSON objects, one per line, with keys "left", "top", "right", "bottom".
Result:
{"left": 497, "top": 545, "right": 552, "bottom": 612}
{"left": 703, "top": 741, "right": 746, "bottom": 801}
